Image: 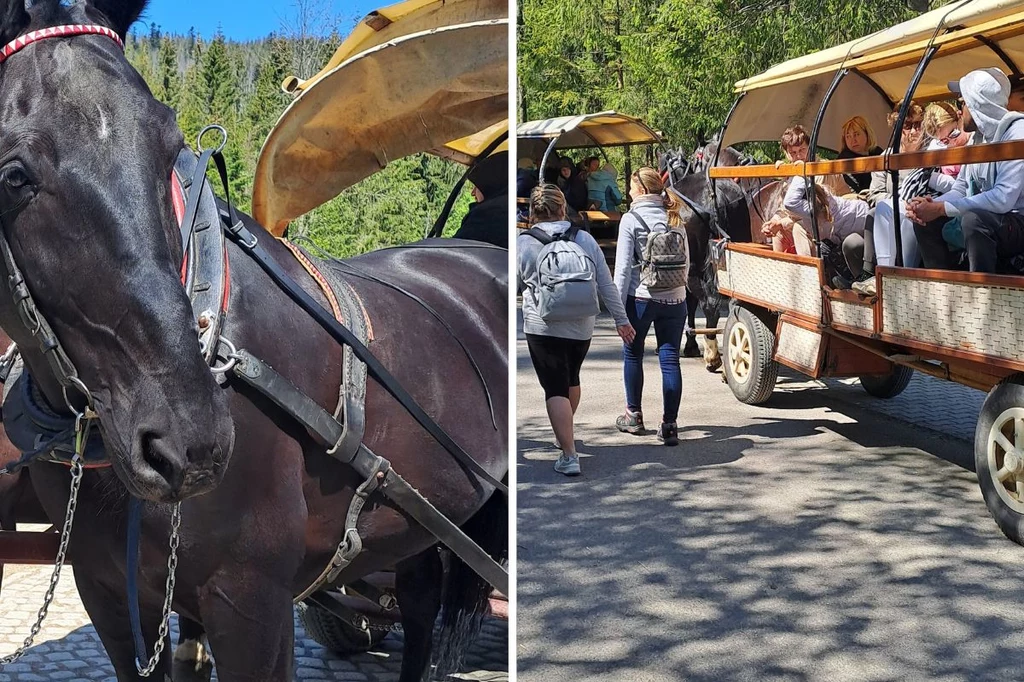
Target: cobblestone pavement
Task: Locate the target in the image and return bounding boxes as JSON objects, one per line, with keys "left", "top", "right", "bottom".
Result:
{"left": 0, "top": 561, "right": 507, "bottom": 681}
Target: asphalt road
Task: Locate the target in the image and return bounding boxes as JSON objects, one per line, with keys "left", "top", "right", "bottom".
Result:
{"left": 517, "top": 310, "right": 1022, "bottom": 682}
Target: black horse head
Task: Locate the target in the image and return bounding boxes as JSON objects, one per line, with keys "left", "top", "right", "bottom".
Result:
{"left": 0, "top": 0, "right": 234, "bottom": 502}
{"left": 658, "top": 147, "right": 693, "bottom": 190}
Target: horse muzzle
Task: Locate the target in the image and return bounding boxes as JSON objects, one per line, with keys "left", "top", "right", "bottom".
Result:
{"left": 111, "top": 389, "right": 235, "bottom": 503}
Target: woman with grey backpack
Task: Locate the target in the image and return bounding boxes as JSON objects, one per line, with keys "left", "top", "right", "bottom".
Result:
{"left": 518, "top": 184, "right": 635, "bottom": 476}
{"left": 613, "top": 167, "right": 690, "bottom": 446}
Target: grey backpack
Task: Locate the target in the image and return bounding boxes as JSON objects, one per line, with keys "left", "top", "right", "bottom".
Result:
{"left": 630, "top": 211, "right": 689, "bottom": 291}
{"left": 526, "top": 226, "right": 600, "bottom": 321}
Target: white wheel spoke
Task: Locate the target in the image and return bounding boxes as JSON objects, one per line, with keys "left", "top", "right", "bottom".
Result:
{"left": 1015, "top": 480, "right": 1024, "bottom": 500}
{"left": 997, "top": 466, "right": 1015, "bottom": 483}
{"left": 995, "top": 431, "right": 1015, "bottom": 456}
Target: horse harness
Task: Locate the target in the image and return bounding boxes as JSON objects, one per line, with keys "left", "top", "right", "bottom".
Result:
{"left": 0, "top": 24, "right": 507, "bottom": 674}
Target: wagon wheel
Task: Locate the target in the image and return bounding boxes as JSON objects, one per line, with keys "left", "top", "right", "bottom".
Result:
{"left": 722, "top": 304, "right": 777, "bottom": 405}
{"left": 859, "top": 365, "right": 914, "bottom": 399}
{"left": 296, "top": 599, "right": 392, "bottom": 656}
{"left": 976, "top": 374, "right": 1024, "bottom": 546}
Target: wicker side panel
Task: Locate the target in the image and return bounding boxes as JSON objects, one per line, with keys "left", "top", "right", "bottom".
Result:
{"left": 723, "top": 250, "right": 821, "bottom": 318}
{"left": 831, "top": 299, "right": 874, "bottom": 332}
{"left": 776, "top": 321, "right": 822, "bottom": 375}
{"left": 881, "top": 276, "right": 1024, "bottom": 362}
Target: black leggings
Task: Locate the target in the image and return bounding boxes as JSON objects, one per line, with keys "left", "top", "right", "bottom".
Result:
{"left": 526, "top": 334, "right": 591, "bottom": 400}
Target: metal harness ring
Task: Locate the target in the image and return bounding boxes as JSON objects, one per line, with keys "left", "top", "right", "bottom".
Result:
{"left": 209, "top": 336, "right": 243, "bottom": 375}
{"left": 197, "top": 124, "right": 228, "bottom": 155}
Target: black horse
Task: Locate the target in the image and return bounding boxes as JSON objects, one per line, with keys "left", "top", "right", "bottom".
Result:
{"left": 659, "top": 146, "right": 754, "bottom": 371}
{"left": 0, "top": 2, "right": 507, "bottom": 681}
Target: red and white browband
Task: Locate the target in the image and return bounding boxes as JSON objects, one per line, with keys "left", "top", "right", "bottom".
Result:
{"left": 0, "top": 24, "right": 123, "bottom": 66}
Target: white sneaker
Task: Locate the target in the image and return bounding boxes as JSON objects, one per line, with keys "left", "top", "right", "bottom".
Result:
{"left": 852, "top": 278, "right": 876, "bottom": 296}
{"left": 554, "top": 452, "right": 581, "bottom": 476}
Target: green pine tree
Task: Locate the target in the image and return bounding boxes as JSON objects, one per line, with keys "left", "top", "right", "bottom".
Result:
{"left": 156, "top": 37, "right": 180, "bottom": 107}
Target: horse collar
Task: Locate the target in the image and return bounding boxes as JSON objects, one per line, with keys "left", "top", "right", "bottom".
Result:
{"left": 171, "top": 149, "right": 231, "bottom": 368}
{"left": 0, "top": 25, "right": 123, "bottom": 66}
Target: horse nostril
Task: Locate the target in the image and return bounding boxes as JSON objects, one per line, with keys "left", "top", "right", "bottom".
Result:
{"left": 138, "top": 429, "right": 184, "bottom": 492}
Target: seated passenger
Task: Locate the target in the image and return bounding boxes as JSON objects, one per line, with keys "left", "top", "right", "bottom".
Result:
{"left": 558, "top": 157, "right": 588, "bottom": 211}
{"left": 1010, "top": 77, "right": 1024, "bottom": 112}
{"left": 850, "top": 101, "right": 930, "bottom": 292}
{"left": 587, "top": 163, "right": 624, "bottom": 211}
{"left": 923, "top": 101, "right": 973, "bottom": 178}
{"left": 761, "top": 125, "right": 833, "bottom": 257}
{"left": 761, "top": 212, "right": 799, "bottom": 254}
{"left": 784, "top": 172, "right": 871, "bottom": 288}
{"left": 838, "top": 116, "right": 883, "bottom": 193}
{"left": 453, "top": 151, "right": 508, "bottom": 249}
{"left": 517, "top": 158, "right": 539, "bottom": 198}
{"left": 908, "top": 68, "right": 1024, "bottom": 273}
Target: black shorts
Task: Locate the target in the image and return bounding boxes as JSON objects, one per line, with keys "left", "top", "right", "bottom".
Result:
{"left": 526, "top": 334, "right": 591, "bottom": 400}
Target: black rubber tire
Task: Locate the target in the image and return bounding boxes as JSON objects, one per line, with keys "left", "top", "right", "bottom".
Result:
{"left": 975, "top": 373, "right": 1024, "bottom": 546}
{"left": 859, "top": 365, "right": 914, "bottom": 399}
{"left": 722, "top": 304, "right": 778, "bottom": 405}
{"left": 296, "top": 599, "right": 391, "bottom": 656}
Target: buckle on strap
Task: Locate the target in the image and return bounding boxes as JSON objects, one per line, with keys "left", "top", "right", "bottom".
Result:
{"left": 295, "top": 456, "right": 390, "bottom": 603}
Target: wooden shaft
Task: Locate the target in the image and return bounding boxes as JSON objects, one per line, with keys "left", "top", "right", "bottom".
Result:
{"left": 0, "top": 530, "right": 67, "bottom": 565}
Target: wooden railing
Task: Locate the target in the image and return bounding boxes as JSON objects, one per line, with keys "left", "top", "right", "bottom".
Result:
{"left": 708, "top": 140, "right": 1024, "bottom": 179}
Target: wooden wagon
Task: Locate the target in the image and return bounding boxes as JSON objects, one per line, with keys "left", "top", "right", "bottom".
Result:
{"left": 706, "top": 0, "right": 1024, "bottom": 544}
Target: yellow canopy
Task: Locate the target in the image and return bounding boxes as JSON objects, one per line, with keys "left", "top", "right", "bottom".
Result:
{"left": 517, "top": 111, "right": 662, "bottom": 148}
{"left": 282, "top": 0, "right": 506, "bottom": 95}
{"left": 252, "top": 0, "right": 507, "bottom": 235}
{"left": 429, "top": 119, "right": 509, "bottom": 166}
{"left": 724, "top": 0, "right": 1024, "bottom": 149}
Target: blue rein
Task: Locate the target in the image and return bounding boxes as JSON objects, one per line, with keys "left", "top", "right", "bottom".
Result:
{"left": 126, "top": 496, "right": 148, "bottom": 670}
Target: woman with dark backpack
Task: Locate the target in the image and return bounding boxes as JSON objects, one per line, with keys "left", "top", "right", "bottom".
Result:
{"left": 612, "top": 168, "right": 690, "bottom": 446}
{"left": 518, "top": 185, "right": 635, "bottom": 476}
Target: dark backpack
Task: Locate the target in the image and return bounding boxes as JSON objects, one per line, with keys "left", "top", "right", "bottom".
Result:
{"left": 629, "top": 211, "right": 690, "bottom": 291}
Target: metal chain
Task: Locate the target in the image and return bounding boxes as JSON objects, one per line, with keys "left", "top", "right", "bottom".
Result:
{"left": 135, "top": 501, "right": 182, "bottom": 677}
{"left": 0, "top": 455, "right": 83, "bottom": 666}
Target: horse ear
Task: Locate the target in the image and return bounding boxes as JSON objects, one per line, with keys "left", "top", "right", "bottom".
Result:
{"left": 86, "top": 0, "right": 148, "bottom": 39}
{"left": 0, "top": 0, "right": 29, "bottom": 46}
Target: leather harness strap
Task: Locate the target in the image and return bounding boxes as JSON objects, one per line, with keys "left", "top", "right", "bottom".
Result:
{"left": 280, "top": 239, "right": 343, "bottom": 324}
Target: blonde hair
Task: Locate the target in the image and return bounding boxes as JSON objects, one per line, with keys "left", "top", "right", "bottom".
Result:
{"left": 631, "top": 167, "right": 665, "bottom": 196}
{"left": 529, "top": 184, "right": 566, "bottom": 224}
{"left": 812, "top": 184, "right": 833, "bottom": 224}
{"left": 923, "top": 101, "right": 959, "bottom": 137}
{"left": 841, "top": 116, "right": 876, "bottom": 151}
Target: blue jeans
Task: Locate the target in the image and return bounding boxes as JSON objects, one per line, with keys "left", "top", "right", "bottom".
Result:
{"left": 623, "top": 296, "right": 687, "bottom": 423}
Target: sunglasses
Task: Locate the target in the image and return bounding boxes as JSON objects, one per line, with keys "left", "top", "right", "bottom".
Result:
{"left": 904, "top": 120, "right": 923, "bottom": 131}
{"left": 939, "top": 128, "right": 961, "bottom": 145}
{"left": 633, "top": 172, "right": 650, "bottom": 194}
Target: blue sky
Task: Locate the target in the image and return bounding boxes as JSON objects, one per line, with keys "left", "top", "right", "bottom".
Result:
{"left": 134, "top": 0, "right": 382, "bottom": 41}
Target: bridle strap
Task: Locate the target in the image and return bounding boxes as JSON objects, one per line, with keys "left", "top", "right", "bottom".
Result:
{"left": 0, "top": 25, "right": 123, "bottom": 66}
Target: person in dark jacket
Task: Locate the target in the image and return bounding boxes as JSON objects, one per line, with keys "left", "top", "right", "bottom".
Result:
{"left": 558, "top": 157, "right": 588, "bottom": 211}
{"left": 454, "top": 151, "right": 508, "bottom": 249}
{"left": 516, "top": 158, "right": 538, "bottom": 198}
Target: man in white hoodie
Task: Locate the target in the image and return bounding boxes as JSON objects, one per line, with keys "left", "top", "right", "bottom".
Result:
{"left": 909, "top": 68, "right": 1024, "bottom": 273}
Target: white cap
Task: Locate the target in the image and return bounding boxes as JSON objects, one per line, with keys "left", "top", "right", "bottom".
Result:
{"left": 948, "top": 67, "right": 1010, "bottom": 106}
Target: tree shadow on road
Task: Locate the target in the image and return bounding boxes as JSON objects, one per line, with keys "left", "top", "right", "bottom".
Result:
{"left": 517, "top": 409, "right": 1016, "bottom": 682}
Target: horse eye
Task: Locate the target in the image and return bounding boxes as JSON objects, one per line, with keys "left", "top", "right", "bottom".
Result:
{"left": 3, "top": 167, "right": 28, "bottom": 189}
